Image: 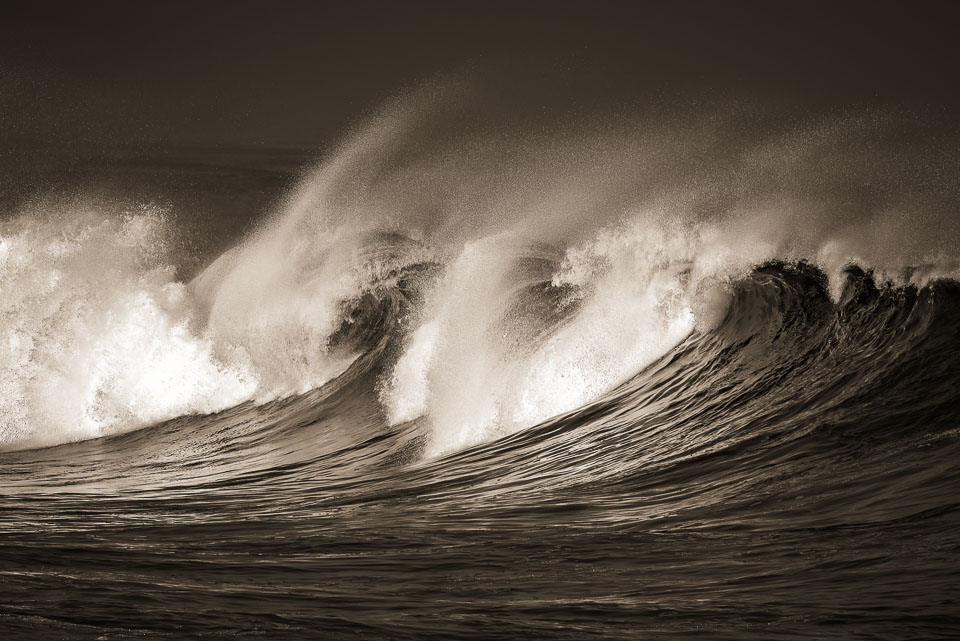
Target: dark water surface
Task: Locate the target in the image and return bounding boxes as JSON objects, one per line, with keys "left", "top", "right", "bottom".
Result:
{"left": 2, "top": 251, "right": 958, "bottom": 639}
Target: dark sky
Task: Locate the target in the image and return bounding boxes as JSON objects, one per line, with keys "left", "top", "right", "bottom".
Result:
{"left": 2, "top": 1, "right": 959, "bottom": 150}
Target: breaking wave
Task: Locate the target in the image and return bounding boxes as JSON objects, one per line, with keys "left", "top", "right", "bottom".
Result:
{"left": 2, "top": 91, "right": 959, "bottom": 454}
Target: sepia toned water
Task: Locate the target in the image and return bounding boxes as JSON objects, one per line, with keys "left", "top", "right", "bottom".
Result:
{"left": 2, "top": 102, "right": 960, "bottom": 639}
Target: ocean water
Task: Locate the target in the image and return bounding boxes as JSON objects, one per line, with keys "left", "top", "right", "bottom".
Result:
{"left": 1, "top": 99, "right": 959, "bottom": 639}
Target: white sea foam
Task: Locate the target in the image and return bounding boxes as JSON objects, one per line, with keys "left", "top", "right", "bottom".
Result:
{"left": 0, "top": 209, "right": 257, "bottom": 450}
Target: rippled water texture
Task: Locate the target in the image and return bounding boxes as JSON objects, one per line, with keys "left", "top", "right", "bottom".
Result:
{"left": 2, "top": 106, "right": 960, "bottom": 639}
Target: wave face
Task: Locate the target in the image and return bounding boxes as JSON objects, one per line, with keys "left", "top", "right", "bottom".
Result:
{"left": 2, "top": 94, "right": 960, "bottom": 639}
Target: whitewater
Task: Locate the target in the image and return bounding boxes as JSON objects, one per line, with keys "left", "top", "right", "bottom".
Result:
{"left": 1, "top": 93, "right": 959, "bottom": 639}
